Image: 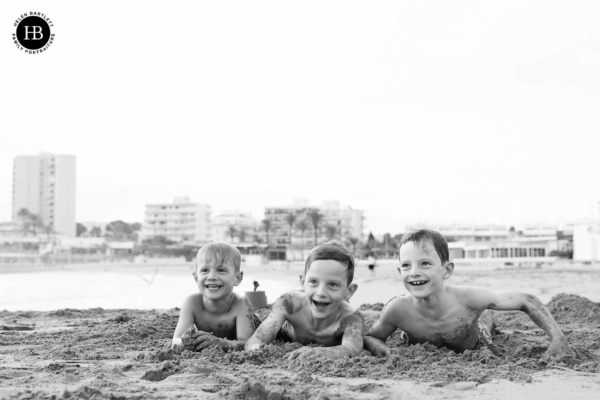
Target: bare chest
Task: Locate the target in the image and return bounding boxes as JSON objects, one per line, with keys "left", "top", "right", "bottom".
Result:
{"left": 285, "top": 317, "right": 344, "bottom": 347}
{"left": 400, "top": 309, "right": 481, "bottom": 352}
{"left": 193, "top": 312, "right": 237, "bottom": 340}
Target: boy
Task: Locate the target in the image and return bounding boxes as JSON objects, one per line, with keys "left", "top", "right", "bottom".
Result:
{"left": 172, "top": 241, "right": 257, "bottom": 352}
{"left": 245, "top": 240, "right": 364, "bottom": 361}
{"left": 364, "top": 229, "right": 575, "bottom": 360}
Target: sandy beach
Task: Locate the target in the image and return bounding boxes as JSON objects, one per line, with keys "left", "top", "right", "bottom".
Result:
{"left": 1, "top": 259, "right": 600, "bottom": 399}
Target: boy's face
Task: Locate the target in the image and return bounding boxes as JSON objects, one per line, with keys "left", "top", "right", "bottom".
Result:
{"left": 398, "top": 239, "right": 453, "bottom": 299}
{"left": 193, "top": 257, "right": 242, "bottom": 301}
{"left": 301, "top": 259, "right": 357, "bottom": 320}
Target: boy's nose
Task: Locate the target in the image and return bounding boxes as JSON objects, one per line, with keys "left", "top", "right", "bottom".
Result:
{"left": 408, "top": 265, "right": 421, "bottom": 276}
{"left": 315, "top": 284, "right": 328, "bottom": 297}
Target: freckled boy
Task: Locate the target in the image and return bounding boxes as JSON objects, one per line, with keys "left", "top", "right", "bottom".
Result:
{"left": 172, "top": 241, "right": 257, "bottom": 352}
{"left": 364, "top": 229, "right": 574, "bottom": 360}
{"left": 245, "top": 240, "right": 364, "bottom": 360}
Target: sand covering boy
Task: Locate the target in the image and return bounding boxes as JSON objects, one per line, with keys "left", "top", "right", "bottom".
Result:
{"left": 172, "top": 241, "right": 257, "bottom": 352}
{"left": 245, "top": 240, "right": 364, "bottom": 360}
{"left": 364, "top": 229, "right": 575, "bottom": 360}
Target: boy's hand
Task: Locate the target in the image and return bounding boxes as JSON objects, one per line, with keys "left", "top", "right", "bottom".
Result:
{"left": 170, "top": 338, "right": 184, "bottom": 354}
{"left": 543, "top": 339, "right": 576, "bottom": 362}
{"left": 192, "top": 331, "right": 223, "bottom": 352}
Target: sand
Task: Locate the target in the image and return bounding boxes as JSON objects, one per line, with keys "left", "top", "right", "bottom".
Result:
{"left": 1, "top": 261, "right": 600, "bottom": 399}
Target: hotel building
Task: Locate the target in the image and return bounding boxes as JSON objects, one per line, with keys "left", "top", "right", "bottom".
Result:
{"left": 141, "top": 197, "right": 211, "bottom": 243}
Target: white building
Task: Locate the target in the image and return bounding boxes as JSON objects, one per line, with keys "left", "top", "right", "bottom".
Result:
{"left": 141, "top": 197, "right": 211, "bottom": 243}
{"left": 12, "top": 153, "right": 76, "bottom": 237}
{"left": 573, "top": 224, "right": 600, "bottom": 262}
{"left": 211, "top": 211, "right": 260, "bottom": 243}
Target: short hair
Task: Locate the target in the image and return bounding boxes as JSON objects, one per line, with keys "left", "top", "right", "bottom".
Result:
{"left": 304, "top": 240, "right": 355, "bottom": 285}
{"left": 195, "top": 241, "right": 241, "bottom": 272}
{"left": 399, "top": 228, "right": 450, "bottom": 265}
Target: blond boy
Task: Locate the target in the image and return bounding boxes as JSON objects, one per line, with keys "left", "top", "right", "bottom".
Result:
{"left": 172, "top": 241, "right": 257, "bottom": 352}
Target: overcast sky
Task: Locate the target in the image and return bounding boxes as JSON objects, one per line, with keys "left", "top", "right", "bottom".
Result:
{"left": 1, "top": 1, "right": 599, "bottom": 235}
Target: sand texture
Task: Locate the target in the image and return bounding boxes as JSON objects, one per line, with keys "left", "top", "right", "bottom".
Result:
{"left": 1, "top": 292, "right": 599, "bottom": 400}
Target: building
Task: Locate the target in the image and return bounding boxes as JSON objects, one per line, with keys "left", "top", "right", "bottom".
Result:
{"left": 12, "top": 153, "right": 76, "bottom": 237}
{"left": 141, "top": 197, "right": 211, "bottom": 243}
{"left": 573, "top": 224, "right": 600, "bottom": 261}
{"left": 263, "top": 199, "right": 365, "bottom": 260}
{"left": 211, "top": 210, "right": 260, "bottom": 243}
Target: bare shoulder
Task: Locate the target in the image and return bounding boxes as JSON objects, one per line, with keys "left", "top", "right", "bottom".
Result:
{"left": 383, "top": 294, "right": 411, "bottom": 313}
{"left": 448, "top": 285, "right": 499, "bottom": 309}
{"left": 271, "top": 290, "right": 304, "bottom": 315}
{"left": 339, "top": 303, "right": 364, "bottom": 328}
{"left": 231, "top": 293, "right": 253, "bottom": 311}
{"left": 182, "top": 293, "right": 203, "bottom": 309}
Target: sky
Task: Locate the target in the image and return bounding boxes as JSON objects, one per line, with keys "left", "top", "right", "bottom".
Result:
{"left": 1, "top": 1, "right": 599, "bottom": 236}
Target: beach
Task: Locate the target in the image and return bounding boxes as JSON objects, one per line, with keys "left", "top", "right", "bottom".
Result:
{"left": 1, "top": 259, "right": 600, "bottom": 399}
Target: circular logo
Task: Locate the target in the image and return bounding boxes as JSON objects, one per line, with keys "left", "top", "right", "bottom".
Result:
{"left": 12, "top": 12, "right": 55, "bottom": 54}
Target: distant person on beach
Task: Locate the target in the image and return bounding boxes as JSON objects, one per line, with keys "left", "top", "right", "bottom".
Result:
{"left": 364, "top": 228, "right": 575, "bottom": 360}
{"left": 171, "top": 241, "right": 258, "bottom": 352}
{"left": 367, "top": 254, "right": 376, "bottom": 278}
{"left": 245, "top": 240, "right": 364, "bottom": 360}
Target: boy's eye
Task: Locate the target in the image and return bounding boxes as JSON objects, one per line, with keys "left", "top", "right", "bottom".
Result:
{"left": 308, "top": 279, "right": 318, "bottom": 285}
{"left": 400, "top": 264, "right": 409, "bottom": 269}
{"left": 328, "top": 283, "right": 340, "bottom": 289}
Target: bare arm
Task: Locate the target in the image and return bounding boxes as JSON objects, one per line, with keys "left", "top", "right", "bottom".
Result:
{"left": 337, "top": 311, "right": 365, "bottom": 357}
{"left": 245, "top": 294, "right": 291, "bottom": 351}
{"left": 468, "top": 288, "right": 574, "bottom": 359}
{"left": 172, "top": 295, "right": 197, "bottom": 345}
{"left": 364, "top": 300, "right": 400, "bottom": 357}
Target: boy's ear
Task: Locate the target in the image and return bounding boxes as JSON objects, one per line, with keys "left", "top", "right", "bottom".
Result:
{"left": 235, "top": 271, "right": 243, "bottom": 286}
{"left": 192, "top": 270, "right": 198, "bottom": 282}
{"left": 298, "top": 274, "right": 304, "bottom": 286}
{"left": 345, "top": 283, "right": 358, "bottom": 301}
{"left": 443, "top": 262, "right": 454, "bottom": 280}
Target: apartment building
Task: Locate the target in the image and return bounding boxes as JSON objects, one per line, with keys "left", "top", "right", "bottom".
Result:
{"left": 211, "top": 211, "right": 260, "bottom": 243}
{"left": 141, "top": 197, "right": 211, "bottom": 243}
{"left": 12, "top": 153, "right": 76, "bottom": 236}
{"left": 263, "top": 199, "right": 364, "bottom": 259}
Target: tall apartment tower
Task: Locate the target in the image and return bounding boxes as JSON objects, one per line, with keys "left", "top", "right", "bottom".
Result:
{"left": 12, "top": 153, "right": 76, "bottom": 237}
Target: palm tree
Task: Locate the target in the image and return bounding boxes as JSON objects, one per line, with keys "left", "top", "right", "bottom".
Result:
{"left": 285, "top": 213, "right": 297, "bottom": 246}
{"left": 347, "top": 237, "right": 359, "bottom": 256}
{"left": 238, "top": 229, "right": 246, "bottom": 243}
{"left": 325, "top": 224, "right": 337, "bottom": 240}
{"left": 261, "top": 219, "right": 272, "bottom": 246}
{"left": 295, "top": 219, "right": 309, "bottom": 260}
{"left": 228, "top": 225, "right": 237, "bottom": 243}
{"left": 17, "top": 208, "right": 32, "bottom": 235}
{"left": 306, "top": 209, "right": 324, "bottom": 246}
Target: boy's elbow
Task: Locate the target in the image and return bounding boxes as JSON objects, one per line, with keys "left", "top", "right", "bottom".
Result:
{"left": 518, "top": 292, "right": 543, "bottom": 312}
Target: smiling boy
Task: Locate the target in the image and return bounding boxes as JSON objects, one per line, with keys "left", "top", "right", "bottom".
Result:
{"left": 364, "top": 229, "right": 574, "bottom": 360}
{"left": 172, "top": 241, "right": 257, "bottom": 352}
{"left": 245, "top": 240, "right": 364, "bottom": 360}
